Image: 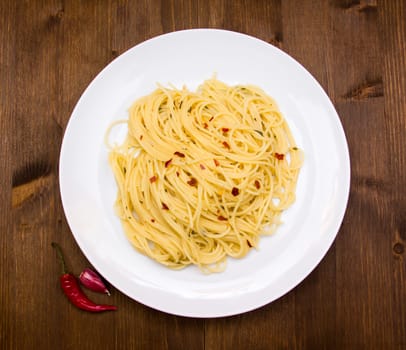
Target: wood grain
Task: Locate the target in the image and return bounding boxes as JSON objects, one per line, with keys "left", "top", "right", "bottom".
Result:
{"left": 0, "top": 0, "right": 405, "bottom": 349}
{"left": 379, "top": 1, "right": 406, "bottom": 347}
{"left": 0, "top": 1, "right": 15, "bottom": 348}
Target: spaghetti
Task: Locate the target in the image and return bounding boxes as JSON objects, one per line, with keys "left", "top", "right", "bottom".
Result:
{"left": 107, "top": 78, "right": 303, "bottom": 272}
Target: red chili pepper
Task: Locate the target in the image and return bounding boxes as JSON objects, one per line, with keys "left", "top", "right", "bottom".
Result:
{"left": 51, "top": 242, "right": 117, "bottom": 313}
{"left": 79, "top": 268, "right": 111, "bottom": 295}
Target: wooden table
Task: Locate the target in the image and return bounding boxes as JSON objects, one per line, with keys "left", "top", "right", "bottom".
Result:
{"left": 1, "top": 1, "right": 405, "bottom": 349}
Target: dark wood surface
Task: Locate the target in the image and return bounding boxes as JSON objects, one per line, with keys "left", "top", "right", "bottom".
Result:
{"left": 1, "top": 0, "right": 405, "bottom": 349}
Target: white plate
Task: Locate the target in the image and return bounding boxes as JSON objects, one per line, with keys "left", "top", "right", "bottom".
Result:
{"left": 59, "top": 29, "right": 350, "bottom": 317}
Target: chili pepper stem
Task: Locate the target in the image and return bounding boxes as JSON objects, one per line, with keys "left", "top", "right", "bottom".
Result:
{"left": 51, "top": 242, "right": 68, "bottom": 274}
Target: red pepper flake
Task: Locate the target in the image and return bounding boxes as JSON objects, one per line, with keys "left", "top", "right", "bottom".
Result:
{"left": 209, "top": 116, "right": 214, "bottom": 122}
{"left": 222, "top": 128, "right": 229, "bottom": 133}
{"left": 274, "top": 153, "right": 284, "bottom": 160}
{"left": 151, "top": 218, "right": 155, "bottom": 223}
{"left": 187, "top": 177, "right": 198, "bottom": 187}
{"left": 218, "top": 215, "right": 227, "bottom": 221}
{"left": 254, "top": 180, "right": 261, "bottom": 189}
{"left": 140, "top": 135, "right": 143, "bottom": 140}
{"left": 222, "top": 141, "right": 230, "bottom": 149}
{"left": 247, "top": 240, "right": 253, "bottom": 248}
{"left": 165, "top": 159, "right": 172, "bottom": 168}
{"left": 162, "top": 202, "right": 169, "bottom": 210}
{"left": 176, "top": 171, "right": 180, "bottom": 177}
{"left": 174, "top": 151, "right": 185, "bottom": 158}
{"left": 203, "top": 122, "right": 209, "bottom": 129}
{"left": 200, "top": 164, "right": 206, "bottom": 170}
{"left": 149, "top": 175, "right": 157, "bottom": 183}
{"left": 213, "top": 159, "right": 220, "bottom": 167}
{"left": 231, "top": 187, "right": 239, "bottom": 196}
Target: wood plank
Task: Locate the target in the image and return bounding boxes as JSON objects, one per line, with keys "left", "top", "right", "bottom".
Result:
{"left": 0, "top": 1, "right": 16, "bottom": 348}
{"left": 9, "top": 1, "right": 103, "bottom": 348}
{"left": 329, "top": 1, "right": 382, "bottom": 345}
{"left": 379, "top": 1, "right": 406, "bottom": 347}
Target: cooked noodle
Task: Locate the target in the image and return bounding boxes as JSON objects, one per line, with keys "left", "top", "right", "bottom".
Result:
{"left": 107, "top": 78, "right": 303, "bottom": 272}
